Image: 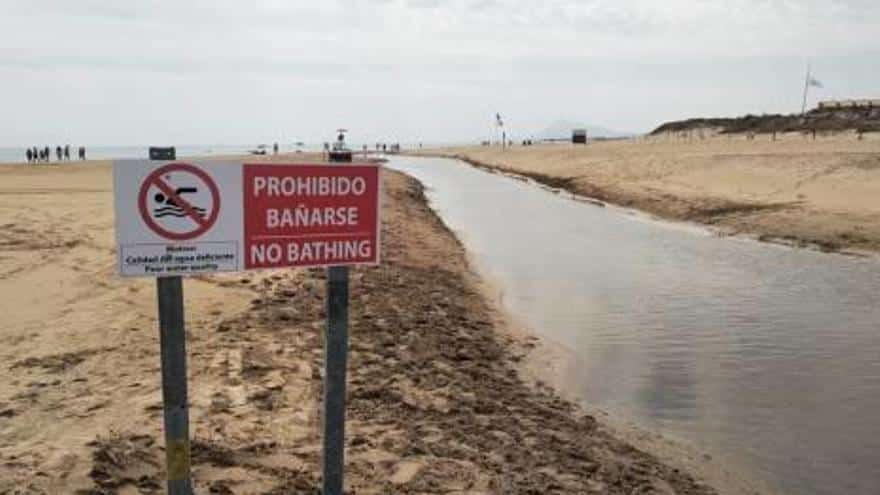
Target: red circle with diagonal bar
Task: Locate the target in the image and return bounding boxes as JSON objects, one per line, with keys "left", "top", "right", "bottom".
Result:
{"left": 138, "top": 162, "right": 221, "bottom": 241}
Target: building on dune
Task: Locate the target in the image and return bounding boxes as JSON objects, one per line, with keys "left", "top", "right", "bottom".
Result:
{"left": 817, "top": 98, "right": 880, "bottom": 110}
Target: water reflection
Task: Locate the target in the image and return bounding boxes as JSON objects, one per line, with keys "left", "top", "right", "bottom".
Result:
{"left": 387, "top": 156, "right": 880, "bottom": 495}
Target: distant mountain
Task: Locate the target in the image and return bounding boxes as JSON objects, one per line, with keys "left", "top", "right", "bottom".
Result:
{"left": 536, "top": 120, "right": 633, "bottom": 140}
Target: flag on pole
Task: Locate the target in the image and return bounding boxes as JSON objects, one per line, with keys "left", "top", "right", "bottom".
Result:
{"left": 801, "top": 63, "right": 822, "bottom": 115}
{"left": 496, "top": 113, "right": 503, "bottom": 127}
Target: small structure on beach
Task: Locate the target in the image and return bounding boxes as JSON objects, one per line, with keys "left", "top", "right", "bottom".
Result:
{"left": 328, "top": 129, "right": 352, "bottom": 162}
{"left": 572, "top": 129, "right": 587, "bottom": 144}
{"left": 149, "top": 146, "right": 176, "bottom": 160}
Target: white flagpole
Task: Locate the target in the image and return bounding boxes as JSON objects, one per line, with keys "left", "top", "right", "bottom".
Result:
{"left": 801, "top": 62, "right": 811, "bottom": 116}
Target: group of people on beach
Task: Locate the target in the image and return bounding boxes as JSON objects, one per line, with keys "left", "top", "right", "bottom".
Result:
{"left": 25, "top": 145, "right": 86, "bottom": 163}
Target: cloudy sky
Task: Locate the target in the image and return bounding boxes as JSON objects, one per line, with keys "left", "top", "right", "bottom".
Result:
{"left": 2, "top": 0, "right": 879, "bottom": 146}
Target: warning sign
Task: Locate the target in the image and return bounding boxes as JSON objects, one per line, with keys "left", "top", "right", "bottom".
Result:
{"left": 113, "top": 160, "right": 380, "bottom": 277}
{"left": 244, "top": 164, "right": 380, "bottom": 270}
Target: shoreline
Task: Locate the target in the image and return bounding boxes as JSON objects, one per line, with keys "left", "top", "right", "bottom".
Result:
{"left": 1, "top": 158, "right": 720, "bottom": 493}
{"left": 447, "top": 153, "right": 880, "bottom": 258}
{"left": 0, "top": 152, "right": 330, "bottom": 168}
{"left": 409, "top": 138, "right": 880, "bottom": 255}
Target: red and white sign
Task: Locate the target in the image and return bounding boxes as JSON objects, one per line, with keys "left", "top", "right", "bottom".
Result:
{"left": 113, "top": 160, "right": 381, "bottom": 277}
{"left": 243, "top": 164, "right": 380, "bottom": 270}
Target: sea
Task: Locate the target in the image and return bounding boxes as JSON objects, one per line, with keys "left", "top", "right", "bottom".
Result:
{"left": 0, "top": 145, "right": 298, "bottom": 164}
{"left": 0, "top": 141, "right": 462, "bottom": 164}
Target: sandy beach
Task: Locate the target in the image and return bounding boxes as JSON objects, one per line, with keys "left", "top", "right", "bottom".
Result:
{"left": 416, "top": 133, "right": 880, "bottom": 254}
{"left": 0, "top": 157, "right": 721, "bottom": 493}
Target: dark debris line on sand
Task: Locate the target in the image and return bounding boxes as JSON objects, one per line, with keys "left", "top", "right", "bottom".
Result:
{"left": 79, "top": 172, "right": 715, "bottom": 494}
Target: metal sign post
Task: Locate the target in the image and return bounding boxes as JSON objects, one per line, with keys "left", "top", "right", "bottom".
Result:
{"left": 150, "top": 147, "right": 193, "bottom": 495}
{"left": 323, "top": 265, "right": 349, "bottom": 495}
{"left": 323, "top": 137, "right": 352, "bottom": 495}
{"left": 156, "top": 276, "right": 193, "bottom": 494}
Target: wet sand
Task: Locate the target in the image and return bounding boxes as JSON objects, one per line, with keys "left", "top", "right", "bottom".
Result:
{"left": 1, "top": 157, "right": 716, "bottom": 493}
{"left": 415, "top": 133, "right": 880, "bottom": 253}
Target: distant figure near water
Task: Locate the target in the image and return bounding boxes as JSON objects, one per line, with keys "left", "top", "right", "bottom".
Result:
{"left": 23, "top": 144, "right": 81, "bottom": 164}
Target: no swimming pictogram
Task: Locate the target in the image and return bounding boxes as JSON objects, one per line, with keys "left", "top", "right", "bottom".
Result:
{"left": 137, "top": 163, "right": 221, "bottom": 241}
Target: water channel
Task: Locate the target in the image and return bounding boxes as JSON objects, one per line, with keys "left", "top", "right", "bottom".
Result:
{"left": 387, "top": 156, "right": 880, "bottom": 495}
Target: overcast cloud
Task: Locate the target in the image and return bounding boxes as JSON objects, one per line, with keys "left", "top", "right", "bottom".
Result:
{"left": 2, "top": 0, "right": 879, "bottom": 145}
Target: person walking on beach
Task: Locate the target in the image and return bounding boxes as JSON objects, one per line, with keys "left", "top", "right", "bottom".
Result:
{"left": 44, "top": 146, "right": 50, "bottom": 162}
{"left": 273, "top": 142, "right": 278, "bottom": 155}
{"left": 26, "top": 148, "right": 32, "bottom": 163}
{"left": 55, "top": 146, "right": 62, "bottom": 161}
{"left": 64, "top": 145, "right": 70, "bottom": 161}
{"left": 78, "top": 146, "right": 86, "bottom": 160}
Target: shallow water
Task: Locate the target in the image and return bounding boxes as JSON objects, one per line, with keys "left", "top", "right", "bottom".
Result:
{"left": 387, "top": 156, "right": 880, "bottom": 495}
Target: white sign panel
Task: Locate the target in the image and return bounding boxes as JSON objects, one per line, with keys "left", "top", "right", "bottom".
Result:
{"left": 113, "top": 160, "right": 242, "bottom": 277}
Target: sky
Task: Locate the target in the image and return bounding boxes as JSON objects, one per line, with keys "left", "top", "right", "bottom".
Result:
{"left": 2, "top": 0, "right": 880, "bottom": 146}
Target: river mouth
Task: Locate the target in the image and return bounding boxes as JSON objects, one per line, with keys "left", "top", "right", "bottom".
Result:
{"left": 387, "top": 156, "right": 880, "bottom": 495}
